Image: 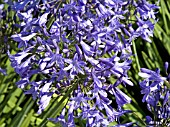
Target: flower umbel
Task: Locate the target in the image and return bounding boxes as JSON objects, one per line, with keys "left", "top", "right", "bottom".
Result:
{"left": 139, "top": 62, "right": 170, "bottom": 126}
{"left": 9, "top": 0, "right": 158, "bottom": 126}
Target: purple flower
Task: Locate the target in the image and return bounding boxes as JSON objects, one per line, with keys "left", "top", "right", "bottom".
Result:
{"left": 38, "top": 11, "right": 49, "bottom": 27}
{"left": 139, "top": 62, "right": 170, "bottom": 126}
{"left": 37, "top": 94, "right": 52, "bottom": 114}
{"left": 8, "top": 0, "right": 158, "bottom": 126}
{"left": 64, "top": 53, "right": 86, "bottom": 78}
{"left": 109, "top": 87, "right": 131, "bottom": 106}
{"left": 139, "top": 68, "right": 166, "bottom": 102}
{"left": 11, "top": 33, "right": 37, "bottom": 48}
{"left": 0, "top": 67, "right": 7, "bottom": 75}
{"left": 136, "top": 17, "right": 154, "bottom": 42}
{"left": 80, "top": 41, "right": 94, "bottom": 56}
{"left": 0, "top": 4, "right": 4, "bottom": 19}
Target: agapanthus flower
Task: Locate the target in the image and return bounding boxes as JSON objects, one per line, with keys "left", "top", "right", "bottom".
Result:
{"left": 0, "top": 67, "right": 6, "bottom": 75}
{"left": 8, "top": 0, "right": 158, "bottom": 126}
{"left": 139, "top": 62, "right": 170, "bottom": 126}
{"left": 0, "top": 4, "right": 4, "bottom": 20}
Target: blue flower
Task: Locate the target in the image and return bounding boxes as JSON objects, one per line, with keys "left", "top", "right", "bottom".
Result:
{"left": 0, "top": 4, "right": 4, "bottom": 20}
{"left": 11, "top": 33, "right": 37, "bottom": 48}
{"left": 110, "top": 87, "right": 131, "bottom": 106}
{"left": 0, "top": 67, "right": 7, "bottom": 75}
{"left": 139, "top": 63, "right": 170, "bottom": 126}
{"left": 9, "top": 0, "right": 159, "bottom": 126}
{"left": 64, "top": 53, "right": 86, "bottom": 78}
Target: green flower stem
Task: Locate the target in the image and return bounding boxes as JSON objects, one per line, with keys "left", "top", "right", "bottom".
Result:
{"left": 132, "top": 40, "right": 140, "bottom": 72}
{"left": 10, "top": 97, "right": 35, "bottom": 127}
{"left": 132, "top": 112, "right": 146, "bottom": 126}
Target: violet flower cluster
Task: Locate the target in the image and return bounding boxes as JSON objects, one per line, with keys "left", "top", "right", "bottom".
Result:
{"left": 8, "top": 0, "right": 158, "bottom": 126}
{"left": 139, "top": 62, "right": 170, "bottom": 126}
{"left": 0, "top": 2, "right": 8, "bottom": 76}
{"left": 0, "top": 4, "right": 4, "bottom": 20}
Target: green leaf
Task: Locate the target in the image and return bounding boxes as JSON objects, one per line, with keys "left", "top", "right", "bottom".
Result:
{"left": 12, "top": 93, "right": 25, "bottom": 115}
{"left": 0, "top": 86, "right": 17, "bottom": 115}
{"left": 132, "top": 40, "right": 140, "bottom": 72}
{"left": 20, "top": 109, "right": 34, "bottom": 127}
{"left": 10, "top": 98, "right": 35, "bottom": 127}
{"left": 141, "top": 51, "right": 155, "bottom": 69}
{"left": 160, "top": 0, "right": 170, "bottom": 34}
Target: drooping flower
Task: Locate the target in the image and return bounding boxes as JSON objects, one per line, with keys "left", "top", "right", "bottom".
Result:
{"left": 8, "top": 0, "right": 159, "bottom": 126}
{"left": 139, "top": 62, "right": 170, "bottom": 126}
{"left": 0, "top": 67, "right": 6, "bottom": 75}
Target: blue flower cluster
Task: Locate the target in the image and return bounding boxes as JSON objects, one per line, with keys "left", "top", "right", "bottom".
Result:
{"left": 0, "top": 4, "right": 4, "bottom": 20}
{"left": 0, "top": 1, "right": 8, "bottom": 76}
{"left": 139, "top": 62, "right": 170, "bottom": 126}
{"left": 8, "top": 0, "right": 158, "bottom": 126}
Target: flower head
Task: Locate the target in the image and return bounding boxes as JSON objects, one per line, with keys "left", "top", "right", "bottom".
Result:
{"left": 139, "top": 62, "right": 170, "bottom": 126}
{"left": 9, "top": 0, "right": 158, "bottom": 126}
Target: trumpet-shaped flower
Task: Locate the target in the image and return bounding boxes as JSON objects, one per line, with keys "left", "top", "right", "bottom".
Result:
{"left": 8, "top": 0, "right": 158, "bottom": 126}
